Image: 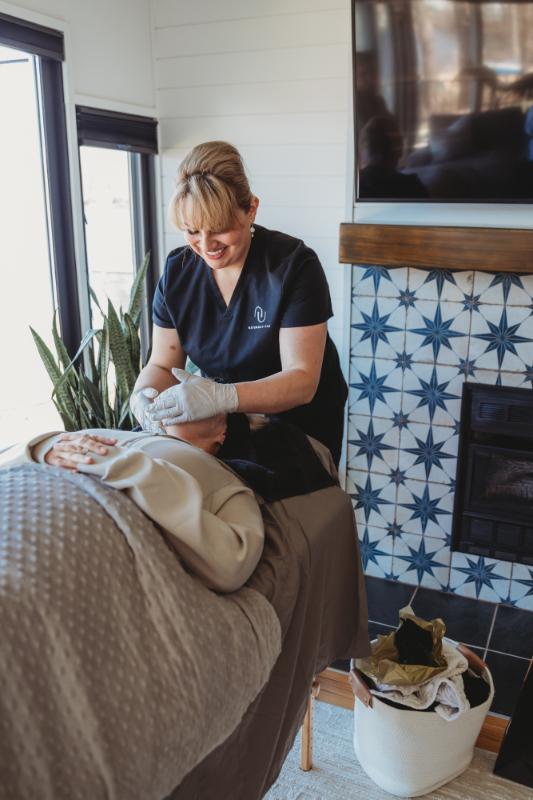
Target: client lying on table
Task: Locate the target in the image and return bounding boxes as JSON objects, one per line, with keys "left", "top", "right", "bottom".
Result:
{"left": 2, "top": 409, "right": 337, "bottom": 593}
{"left": 2, "top": 414, "right": 263, "bottom": 593}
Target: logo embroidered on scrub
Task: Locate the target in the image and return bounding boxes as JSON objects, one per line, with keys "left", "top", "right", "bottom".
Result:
{"left": 248, "top": 305, "right": 271, "bottom": 330}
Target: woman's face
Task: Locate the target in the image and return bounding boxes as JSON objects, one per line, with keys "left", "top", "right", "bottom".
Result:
{"left": 181, "top": 197, "right": 258, "bottom": 271}
{"left": 166, "top": 414, "right": 228, "bottom": 455}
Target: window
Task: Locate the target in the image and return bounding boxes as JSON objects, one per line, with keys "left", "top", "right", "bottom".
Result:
{"left": 79, "top": 147, "right": 137, "bottom": 326}
{"left": 0, "top": 15, "right": 159, "bottom": 449}
{"left": 0, "top": 14, "right": 77, "bottom": 447}
{"left": 76, "top": 107, "right": 159, "bottom": 358}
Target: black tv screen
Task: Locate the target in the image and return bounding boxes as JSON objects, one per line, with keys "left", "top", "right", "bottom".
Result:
{"left": 353, "top": 0, "right": 533, "bottom": 202}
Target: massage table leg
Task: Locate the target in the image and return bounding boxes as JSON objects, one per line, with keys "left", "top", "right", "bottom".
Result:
{"left": 299, "top": 678, "right": 320, "bottom": 771}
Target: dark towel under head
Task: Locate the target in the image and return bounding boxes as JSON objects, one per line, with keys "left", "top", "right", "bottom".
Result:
{"left": 217, "top": 414, "right": 337, "bottom": 502}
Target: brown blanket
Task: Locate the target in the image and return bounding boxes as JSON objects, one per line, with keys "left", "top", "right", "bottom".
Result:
{"left": 168, "top": 482, "right": 371, "bottom": 799}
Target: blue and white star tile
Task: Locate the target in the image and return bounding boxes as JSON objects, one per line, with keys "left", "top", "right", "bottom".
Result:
{"left": 462, "top": 292, "right": 482, "bottom": 314}
{"left": 408, "top": 268, "right": 473, "bottom": 302}
{"left": 404, "top": 300, "right": 470, "bottom": 366}
{"left": 395, "top": 479, "right": 454, "bottom": 540}
{"left": 346, "top": 469, "right": 397, "bottom": 529}
{"left": 347, "top": 414, "right": 400, "bottom": 474}
{"left": 398, "top": 288, "right": 417, "bottom": 309}
{"left": 386, "top": 521, "right": 404, "bottom": 537}
{"left": 449, "top": 551, "right": 512, "bottom": 602}
{"left": 393, "top": 533, "right": 451, "bottom": 590}
{"left": 457, "top": 357, "right": 477, "bottom": 378}
{"left": 350, "top": 296, "right": 406, "bottom": 360}
{"left": 469, "top": 304, "right": 533, "bottom": 373}
{"left": 401, "top": 363, "right": 464, "bottom": 427}
{"left": 520, "top": 364, "right": 533, "bottom": 388}
{"left": 508, "top": 564, "right": 533, "bottom": 612}
{"left": 398, "top": 422, "right": 458, "bottom": 484}
{"left": 518, "top": 273, "right": 533, "bottom": 304}
{"left": 348, "top": 358, "right": 403, "bottom": 419}
{"left": 358, "top": 526, "right": 394, "bottom": 578}
{"left": 352, "top": 264, "right": 409, "bottom": 298}
{"left": 472, "top": 271, "right": 531, "bottom": 307}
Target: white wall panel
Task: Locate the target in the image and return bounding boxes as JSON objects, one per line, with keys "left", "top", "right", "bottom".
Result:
{"left": 156, "top": 44, "right": 346, "bottom": 89}
{"left": 160, "top": 111, "right": 347, "bottom": 148}
{"left": 155, "top": 0, "right": 345, "bottom": 28}
{"left": 155, "top": 10, "right": 348, "bottom": 58}
{"left": 158, "top": 77, "right": 345, "bottom": 119}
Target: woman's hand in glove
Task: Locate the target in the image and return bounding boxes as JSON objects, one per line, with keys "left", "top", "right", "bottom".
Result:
{"left": 130, "top": 387, "right": 164, "bottom": 434}
{"left": 147, "top": 368, "right": 239, "bottom": 425}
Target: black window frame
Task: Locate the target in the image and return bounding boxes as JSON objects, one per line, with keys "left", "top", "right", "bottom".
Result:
{"left": 76, "top": 105, "right": 159, "bottom": 359}
{"left": 0, "top": 12, "right": 82, "bottom": 357}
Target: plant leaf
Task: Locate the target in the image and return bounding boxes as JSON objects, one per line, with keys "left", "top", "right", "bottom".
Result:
{"left": 107, "top": 299, "right": 136, "bottom": 400}
{"left": 30, "top": 326, "right": 79, "bottom": 425}
{"left": 52, "top": 311, "right": 73, "bottom": 374}
{"left": 117, "top": 397, "right": 133, "bottom": 428}
{"left": 99, "top": 322, "right": 113, "bottom": 428}
{"left": 128, "top": 252, "right": 150, "bottom": 326}
{"left": 89, "top": 286, "right": 105, "bottom": 316}
{"left": 80, "top": 372, "right": 106, "bottom": 425}
{"left": 123, "top": 312, "right": 141, "bottom": 371}
{"left": 30, "top": 327, "right": 62, "bottom": 385}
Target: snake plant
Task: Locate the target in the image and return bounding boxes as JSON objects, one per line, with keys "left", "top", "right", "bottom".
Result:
{"left": 31, "top": 253, "right": 150, "bottom": 431}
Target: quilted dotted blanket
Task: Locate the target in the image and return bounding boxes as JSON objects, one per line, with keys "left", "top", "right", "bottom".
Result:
{"left": 0, "top": 464, "right": 281, "bottom": 800}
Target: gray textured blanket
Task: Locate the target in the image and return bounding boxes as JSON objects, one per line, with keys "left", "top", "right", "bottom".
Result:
{"left": 0, "top": 464, "right": 281, "bottom": 800}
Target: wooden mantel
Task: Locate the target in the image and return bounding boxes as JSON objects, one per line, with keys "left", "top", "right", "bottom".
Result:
{"left": 339, "top": 223, "right": 533, "bottom": 273}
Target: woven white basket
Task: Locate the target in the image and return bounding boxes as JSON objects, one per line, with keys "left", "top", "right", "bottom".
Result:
{"left": 353, "top": 665, "right": 494, "bottom": 797}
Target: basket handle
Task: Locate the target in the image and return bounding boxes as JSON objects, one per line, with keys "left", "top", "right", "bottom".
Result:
{"left": 348, "top": 669, "right": 373, "bottom": 708}
{"left": 457, "top": 643, "right": 487, "bottom": 676}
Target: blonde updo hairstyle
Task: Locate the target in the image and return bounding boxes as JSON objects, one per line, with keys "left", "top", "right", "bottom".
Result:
{"left": 169, "top": 141, "right": 253, "bottom": 233}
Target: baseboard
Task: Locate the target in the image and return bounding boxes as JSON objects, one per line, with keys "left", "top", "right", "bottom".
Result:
{"left": 318, "top": 668, "right": 508, "bottom": 753}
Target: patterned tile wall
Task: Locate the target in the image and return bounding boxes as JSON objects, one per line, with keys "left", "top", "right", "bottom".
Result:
{"left": 348, "top": 265, "right": 533, "bottom": 611}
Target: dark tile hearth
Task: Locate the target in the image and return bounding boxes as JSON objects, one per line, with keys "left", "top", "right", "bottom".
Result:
{"left": 367, "top": 620, "right": 394, "bottom": 640}
{"left": 365, "top": 576, "right": 416, "bottom": 626}
{"left": 412, "top": 586, "right": 495, "bottom": 648}
{"left": 490, "top": 604, "right": 533, "bottom": 660}
{"left": 484, "top": 652, "right": 530, "bottom": 717}
{"left": 332, "top": 576, "right": 533, "bottom": 716}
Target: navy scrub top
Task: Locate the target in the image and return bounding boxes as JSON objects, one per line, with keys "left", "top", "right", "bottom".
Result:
{"left": 152, "top": 224, "right": 348, "bottom": 465}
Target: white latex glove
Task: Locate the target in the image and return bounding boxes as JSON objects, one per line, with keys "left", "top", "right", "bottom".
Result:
{"left": 130, "top": 387, "right": 164, "bottom": 434}
{"left": 146, "top": 368, "right": 239, "bottom": 424}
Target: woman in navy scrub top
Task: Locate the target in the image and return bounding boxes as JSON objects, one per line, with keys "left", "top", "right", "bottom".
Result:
{"left": 131, "top": 141, "right": 348, "bottom": 466}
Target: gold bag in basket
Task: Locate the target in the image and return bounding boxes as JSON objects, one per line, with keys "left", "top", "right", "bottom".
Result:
{"left": 356, "top": 605, "right": 448, "bottom": 687}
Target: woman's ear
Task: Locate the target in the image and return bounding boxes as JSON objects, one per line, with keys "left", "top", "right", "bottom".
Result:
{"left": 249, "top": 195, "right": 259, "bottom": 223}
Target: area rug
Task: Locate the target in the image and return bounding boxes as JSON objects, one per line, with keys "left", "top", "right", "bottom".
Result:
{"left": 265, "top": 702, "right": 530, "bottom": 799}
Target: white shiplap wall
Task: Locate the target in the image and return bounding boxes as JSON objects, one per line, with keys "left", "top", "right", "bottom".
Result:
{"left": 153, "top": 0, "right": 353, "bottom": 358}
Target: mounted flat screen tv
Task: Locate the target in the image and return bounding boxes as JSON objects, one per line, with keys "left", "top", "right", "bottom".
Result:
{"left": 353, "top": 0, "right": 533, "bottom": 202}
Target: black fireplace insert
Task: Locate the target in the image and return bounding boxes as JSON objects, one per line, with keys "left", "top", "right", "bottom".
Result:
{"left": 452, "top": 384, "right": 533, "bottom": 565}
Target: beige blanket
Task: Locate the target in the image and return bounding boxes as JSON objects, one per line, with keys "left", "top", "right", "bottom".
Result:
{"left": 0, "top": 464, "right": 281, "bottom": 800}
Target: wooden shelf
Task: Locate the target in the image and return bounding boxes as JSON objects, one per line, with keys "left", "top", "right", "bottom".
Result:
{"left": 339, "top": 223, "right": 533, "bottom": 273}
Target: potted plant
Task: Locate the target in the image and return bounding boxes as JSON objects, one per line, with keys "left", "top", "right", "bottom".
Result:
{"left": 31, "top": 254, "right": 150, "bottom": 431}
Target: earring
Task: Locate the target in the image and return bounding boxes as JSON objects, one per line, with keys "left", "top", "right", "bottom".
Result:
{"left": 250, "top": 224, "right": 255, "bottom": 238}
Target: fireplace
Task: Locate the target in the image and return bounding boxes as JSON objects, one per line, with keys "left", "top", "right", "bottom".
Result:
{"left": 452, "top": 384, "right": 533, "bottom": 566}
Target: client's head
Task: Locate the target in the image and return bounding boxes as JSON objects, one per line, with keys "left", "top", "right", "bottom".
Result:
{"left": 165, "top": 414, "right": 227, "bottom": 454}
